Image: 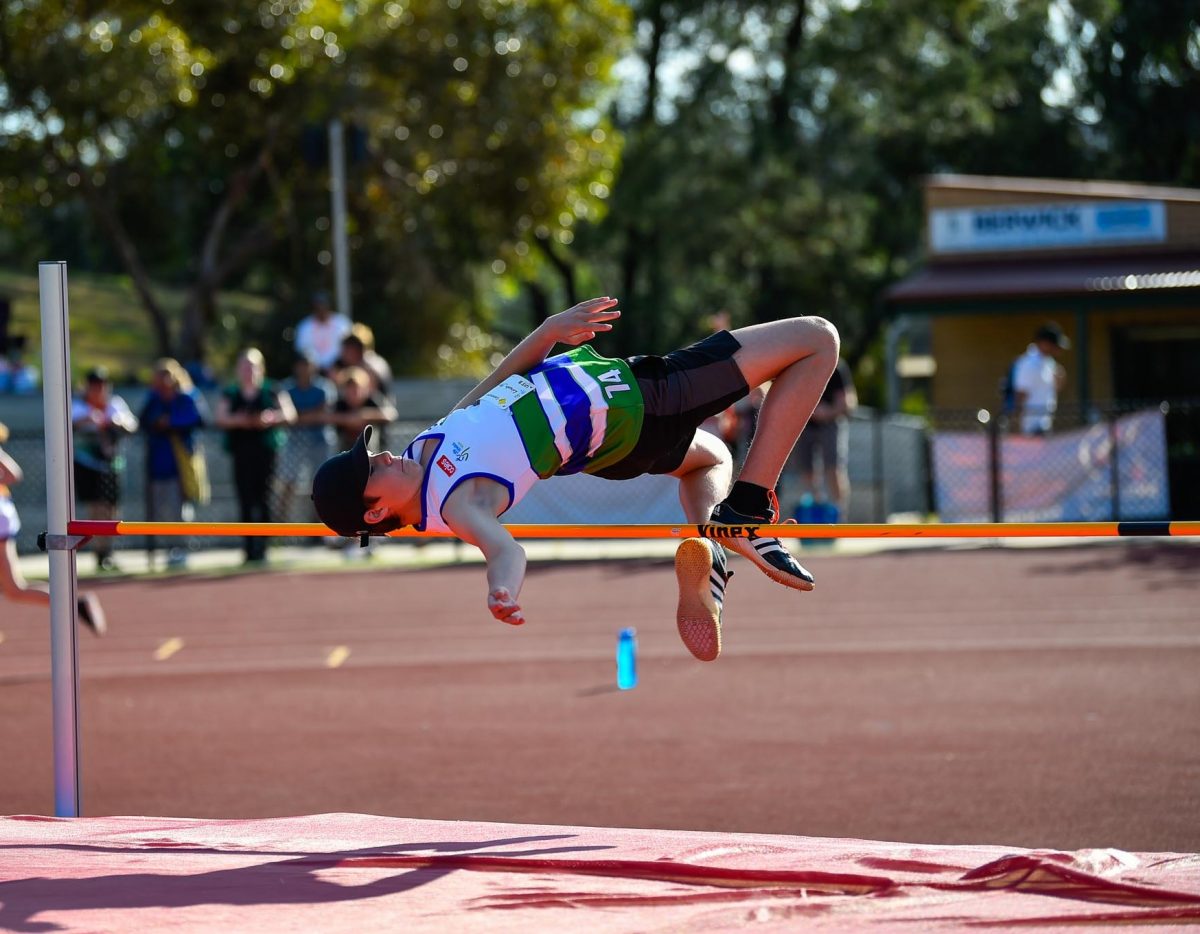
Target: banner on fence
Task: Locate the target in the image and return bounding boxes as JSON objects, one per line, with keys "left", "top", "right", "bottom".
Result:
{"left": 932, "top": 409, "right": 1169, "bottom": 522}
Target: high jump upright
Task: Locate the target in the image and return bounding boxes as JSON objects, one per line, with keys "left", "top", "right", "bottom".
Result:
{"left": 38, "top": 260, "right": 83, "bottom": 817}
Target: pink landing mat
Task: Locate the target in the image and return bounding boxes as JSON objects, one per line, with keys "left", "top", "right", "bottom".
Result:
{"left": 1, "top": 813, "right": 1199, "bottom": 932}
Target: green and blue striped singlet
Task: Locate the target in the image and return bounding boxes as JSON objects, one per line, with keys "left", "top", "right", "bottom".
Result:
{"left": 510, "top": 345, "right": 645, "bottom": 479}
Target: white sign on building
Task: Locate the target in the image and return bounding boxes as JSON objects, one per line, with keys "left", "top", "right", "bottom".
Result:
{"left": 929, "top": 200, "right": 1167, "bottom": 253}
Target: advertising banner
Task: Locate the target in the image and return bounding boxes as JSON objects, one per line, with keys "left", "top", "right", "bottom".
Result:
{"left": 929, "top": 200, "right": 1166, "bottom": 253}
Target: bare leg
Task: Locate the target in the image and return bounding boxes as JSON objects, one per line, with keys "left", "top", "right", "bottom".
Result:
{"left": 702, "top": 317, "right": 836, "bottom": 591}
{"left": 0, "top": 539, "right": 51, "bottom": 607}
{"left": 668, "top": 430, "right": 732, "bottom": 523}
{"left": 729, "top": 317, "right": 840, "bottom": 490}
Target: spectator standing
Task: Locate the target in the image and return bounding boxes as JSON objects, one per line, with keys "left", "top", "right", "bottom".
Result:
{"left": 1011, "top": 322, "right": 1070, "bottom": 435}
{"left": 331, "top": 365, "right": 397, "bottom": 451}
{"left": 71, "top": 367, "right": 139, "bottom": 571}
{"left": 335, "top": 323, "right": 394, "bottom": 397}
{"left": 328, "top": 366, "right": 397, "bottom": 554}
{"left": 791, "top": 357, "right": 857, "bottom": 523}
{"left": 1, "top": 421, "right": 106, "bottom": 633}
{"left": 294, "top": 291, "right": 351, "bottom": 374}
{"left": 279, "top": 352, "right": 336, "bottom": 525}
{"left": 214, "top": 348, "right": 296, "bottom": 565}
{"left": 140, "top": 358, "right": 209, "bottom": 569}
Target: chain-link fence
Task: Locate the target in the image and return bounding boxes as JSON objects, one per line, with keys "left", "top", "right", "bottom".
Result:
{"left": 927, "top": 401, "right": 1192, "bottom": 523}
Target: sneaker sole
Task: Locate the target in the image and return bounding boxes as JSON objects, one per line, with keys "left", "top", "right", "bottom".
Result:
{"left": 722, "top": 537, "right": 815, "bottom": 591}
{"left": 675, "top": 538, "right": 721, "bottom": 662}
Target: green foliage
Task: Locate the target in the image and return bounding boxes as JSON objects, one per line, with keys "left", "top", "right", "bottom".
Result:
{"left": 0, "top": 0, "right": 629, "bottom": 374}
{"left": 2, "top": 0, "right": 1195, "bottom": 387}
{"left": 0, "top": 266, "right": 270, "bottom": 381}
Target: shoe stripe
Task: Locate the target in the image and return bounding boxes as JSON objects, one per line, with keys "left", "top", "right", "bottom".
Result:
{"left": 709, "top": 574, "right": 726, "bottom": 594}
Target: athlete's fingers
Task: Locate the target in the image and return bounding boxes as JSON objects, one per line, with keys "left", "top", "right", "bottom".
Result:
{"left": 488, "top": 587, "right": 524, "bottom": 625}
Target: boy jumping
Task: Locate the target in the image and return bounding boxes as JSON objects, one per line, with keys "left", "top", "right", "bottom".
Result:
{"left": 312, "top": 297, "right": 839, "bottom": 660}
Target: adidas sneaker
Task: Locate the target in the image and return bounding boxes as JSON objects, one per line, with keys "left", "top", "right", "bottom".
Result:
{"left": 675, "top": 537, "right": 732, "bottom": 662}
{"left": 709, "top": 490, "right": 815, "bottom": 591}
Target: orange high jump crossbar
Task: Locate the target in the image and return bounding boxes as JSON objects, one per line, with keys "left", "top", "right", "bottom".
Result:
{"left": 67, "top": 520, "right": 1200, "bottom": 539}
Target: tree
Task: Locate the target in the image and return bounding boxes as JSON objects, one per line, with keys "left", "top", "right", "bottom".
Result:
{"left": 563, "top": 0, "right": 1095, "bottom": 384}
{"left": 0, "top": 0, "right": 629, "bottom": 371}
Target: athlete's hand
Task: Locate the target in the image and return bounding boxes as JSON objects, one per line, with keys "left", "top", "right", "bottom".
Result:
{"left": 541, "top": 297, "right": 621, "bottom": 347}
{"left": 488, "top": 587, "right": 526, "bottom": 625}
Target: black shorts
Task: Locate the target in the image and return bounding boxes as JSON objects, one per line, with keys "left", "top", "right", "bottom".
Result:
{"left": 75, "top": 463, "right": 121, "bottom": 505}
{"left": 594, "top": 331, "right": 749, "bottom": 480}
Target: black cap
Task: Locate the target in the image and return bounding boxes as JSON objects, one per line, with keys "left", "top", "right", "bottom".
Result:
{"left": 85, "top": 365, "right": 110, "bottom": 384}
{"left": 1035, "top": 322, "right": 1070, "bottom": 350}
{"left": 311, "top": 426, "right": 373, "bottom": 536}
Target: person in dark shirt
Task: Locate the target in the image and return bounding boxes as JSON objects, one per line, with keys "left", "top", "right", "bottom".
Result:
{"left": 331, "top": 365, "right": 397, "bottom": 452}
{"left": 214, "top": 348, "right": 296, "bottom": 564}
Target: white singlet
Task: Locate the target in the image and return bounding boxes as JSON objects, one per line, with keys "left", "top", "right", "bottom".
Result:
{"left": 402, "top": 386, "right": 541, "bottom": 534}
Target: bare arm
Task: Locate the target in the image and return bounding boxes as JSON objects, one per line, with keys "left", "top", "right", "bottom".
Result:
{"left": 452, "top": 297, "right": 621, "bottom": 411}
{"left": 442, "top": 479, "right": 528, "bottom": 625}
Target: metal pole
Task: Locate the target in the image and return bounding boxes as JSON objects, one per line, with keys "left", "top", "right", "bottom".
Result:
{"left": 328, "top": 118, "right": 352, "bottom": 320}
{"left": 983, "top": 409, "right": 1003, "bottom": 524}
{"left": 872, "top": 409, "right": 885, "bottom": 522}
{"left": 38, "top": 261, "right": 82, "bottom": 817}
{"left": 1110, "top": 412, "right": 1121, "bottom": 521}
{"left": 885, "top": 316, "right": 904, "bottom": 414}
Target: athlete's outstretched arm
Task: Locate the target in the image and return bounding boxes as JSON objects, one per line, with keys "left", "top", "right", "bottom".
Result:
{"left": 451, "top": 297, "right": 621, "bottom": 411}
{"left": 442, "top": 481, "right": 528, "bottom": 625}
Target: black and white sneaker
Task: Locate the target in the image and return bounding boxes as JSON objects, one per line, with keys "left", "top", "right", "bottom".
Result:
{"left": 675, "top": 537, "right": 732, "bottom": 662}
{"left": 709, "top": 491, "right": 815, "bottom": 591}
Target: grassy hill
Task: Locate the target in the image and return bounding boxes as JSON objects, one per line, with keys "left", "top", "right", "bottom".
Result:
{"left": 0, "top": 267, "right": 273, "bottom": 383}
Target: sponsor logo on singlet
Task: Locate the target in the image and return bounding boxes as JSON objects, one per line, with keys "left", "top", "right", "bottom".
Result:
{"left": 437, "top": 455, "right": 456, "bottom": 476}
{"left": 452, "top": 441, "right": 470, "bottom": 462}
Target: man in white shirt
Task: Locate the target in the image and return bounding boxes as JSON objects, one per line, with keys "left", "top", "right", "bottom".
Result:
{"left": 1012, "top": 322, "right": 1070, "bottom": 435}
{"left": 294, "top": 291, "right": 352, "bottom": 373}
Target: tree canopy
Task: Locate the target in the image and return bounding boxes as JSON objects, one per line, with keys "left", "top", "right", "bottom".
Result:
{"left": 1, "top": 0, "right": 1195, "bottom": 388}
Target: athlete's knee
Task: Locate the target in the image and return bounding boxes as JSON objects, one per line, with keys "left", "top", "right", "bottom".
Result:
{"left": 799, "top": 316, "right": 839, "bottom": 357}
{"left": 672, "top": 429, "right": 731, "bottom": 476}
{"left": 770, "top": 315, "right": 839, "bottom": 358}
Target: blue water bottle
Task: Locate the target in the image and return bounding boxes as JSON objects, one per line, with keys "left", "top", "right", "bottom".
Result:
{"left": 616, "top": 627, "right": 638, "bottom": 690}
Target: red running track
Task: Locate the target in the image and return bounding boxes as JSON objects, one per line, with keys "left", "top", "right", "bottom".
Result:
{"left": 1, "top": 542, "right": 1199, "bottom": 852}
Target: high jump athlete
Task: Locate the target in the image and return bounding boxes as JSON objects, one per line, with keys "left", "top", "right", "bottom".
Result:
{"left": 311, "top": 298, "right": 839, "bottom": 660}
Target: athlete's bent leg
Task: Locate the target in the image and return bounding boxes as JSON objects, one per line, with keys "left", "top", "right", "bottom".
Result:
{"left": 708, "top": 316, "right": 836, "bottom": 591}
{"left": 729, "top": 316, "right": 840, "bottom": 489}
